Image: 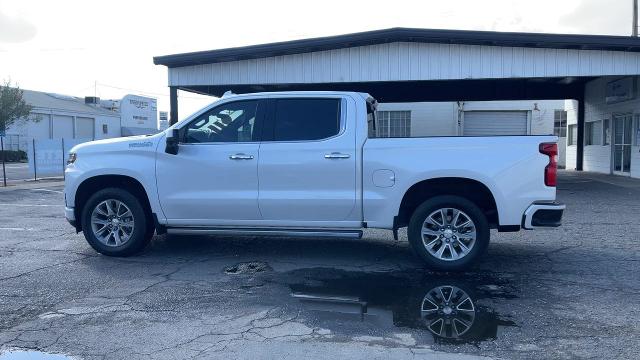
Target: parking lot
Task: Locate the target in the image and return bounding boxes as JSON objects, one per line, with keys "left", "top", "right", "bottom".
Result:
{"left": 1, "top": 162, "right": 62, "bottom": 185}
{"left": 0, "top": 171, "right": 638, "bottom": 359}
{"left": 1, "top": 163, "right": 31, "bottom": 184}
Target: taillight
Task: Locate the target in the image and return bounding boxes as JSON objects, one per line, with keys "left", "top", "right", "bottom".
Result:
{"left": 539, "top": 142, "right": 558, "bottom": 187}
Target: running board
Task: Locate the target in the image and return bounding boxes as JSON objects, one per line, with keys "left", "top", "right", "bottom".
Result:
{"left": 166, "top": 227, "right": 363, "bottom": 239}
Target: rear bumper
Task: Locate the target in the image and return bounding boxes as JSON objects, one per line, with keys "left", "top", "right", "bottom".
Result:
{"left": 522, "top": 202, "right": 565, "bottom": 229}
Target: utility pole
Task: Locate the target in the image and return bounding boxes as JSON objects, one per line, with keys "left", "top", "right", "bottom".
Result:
{"left": 634, "top": 0, "right": 638, "bottom": 36}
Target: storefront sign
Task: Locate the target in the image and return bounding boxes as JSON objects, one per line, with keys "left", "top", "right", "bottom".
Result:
{"left": 121, "top": 95, "right": 158, "bottom": 134}
{"left": 605, "top": 77, "right": 635, "bottom": 104}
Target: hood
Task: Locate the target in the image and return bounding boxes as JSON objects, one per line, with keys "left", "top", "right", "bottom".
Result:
{"left": 70, "top": 133, "right": 164, "bottom": 154}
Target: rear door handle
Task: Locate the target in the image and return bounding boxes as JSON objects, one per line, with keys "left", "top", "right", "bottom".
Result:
{"left": 324, "top": 152, "right": 350, "bottom": 159}
{"left": 229, "top": 153, "right": 254, "bottom": 160}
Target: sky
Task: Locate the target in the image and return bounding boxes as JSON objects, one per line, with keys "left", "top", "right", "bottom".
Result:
{"left": 0, "top": 0, "right": 636, "bottom": 120}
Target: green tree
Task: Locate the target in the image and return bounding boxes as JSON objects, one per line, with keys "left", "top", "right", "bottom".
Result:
{"left": 0, "top": 80, "right": 35, "bottom": 135}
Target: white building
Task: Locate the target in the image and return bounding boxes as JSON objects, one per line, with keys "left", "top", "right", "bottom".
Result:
{"left": 119, "top": 95, "right": 159, "bottom": 136}
{"left": 90, "top": 94, "right": 159, "bottom": 136}
{"left": 377, "top": 100, "right": 568, "bottom": 167}
{"left": 4, "top": 90, "right": 121, "bottom": 151}
{"left": 4, "top": 90, "right": 160, "bottom": 151}
{"left": 566, "top": 76, "right": 640, "bottom": 177}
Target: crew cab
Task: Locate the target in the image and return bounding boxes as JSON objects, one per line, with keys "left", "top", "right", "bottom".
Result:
{"left": 64, "top": 91, "right": 564, "bottom": 271}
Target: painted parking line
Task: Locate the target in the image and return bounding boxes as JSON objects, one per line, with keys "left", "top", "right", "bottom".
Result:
{"left": 31, "top": 188, "right": 64, "bottom": 194}
{"left": 0, "top": 227, "right": 36, "bottom": 231}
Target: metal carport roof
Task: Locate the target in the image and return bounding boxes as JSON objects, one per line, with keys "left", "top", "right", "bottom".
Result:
{"left": 154, "top": 27, "right": 640, "bottom": 67}
{"left": 154, "top": 27, "right": 640, "bottom": 172}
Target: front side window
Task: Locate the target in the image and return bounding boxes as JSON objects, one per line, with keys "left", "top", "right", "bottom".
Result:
{"left": 272, "top": 98, "right": 340, "bottom": 141}
{"left": 185, "top": 100, "right": 258, "bottom": 143}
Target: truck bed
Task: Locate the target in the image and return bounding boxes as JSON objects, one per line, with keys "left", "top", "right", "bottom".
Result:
{"left": 362, "top": 135, "right": 557, "bottom": 229}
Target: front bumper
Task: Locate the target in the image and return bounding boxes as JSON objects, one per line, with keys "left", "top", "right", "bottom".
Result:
{"left": 65, "top": 206, "right": 76, "bottom": 227}
{"left": 522, "top": 202, "right": 565, "bottom": 229}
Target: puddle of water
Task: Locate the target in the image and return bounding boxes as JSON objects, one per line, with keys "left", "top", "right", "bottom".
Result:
{"left": 278, "top": 268, "right": 517, "bottom": 344}
{"left": 0, "top": 350, "right": 73, "bottom": 360}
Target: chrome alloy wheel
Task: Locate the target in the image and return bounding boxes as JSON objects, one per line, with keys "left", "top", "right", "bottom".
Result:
{"left": 420, "top": 285, "right": 476, "bottom": 339}
{"left": 90, "top": 199, "right": 135, "bottom": 247}
{"left": 421, "top": 208, "right": 476, "bottom": 261}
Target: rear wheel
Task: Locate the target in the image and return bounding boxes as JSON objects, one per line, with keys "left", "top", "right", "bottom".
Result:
{"left": 81, "top": 188, "right": 152, "bottom": 256}
{"left": 408, "top": 195, "right": 489, "bottom": 271}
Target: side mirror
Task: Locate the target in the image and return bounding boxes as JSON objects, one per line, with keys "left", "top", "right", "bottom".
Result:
{"left": 165, "top": 128, "right": 180, "bottom": 155}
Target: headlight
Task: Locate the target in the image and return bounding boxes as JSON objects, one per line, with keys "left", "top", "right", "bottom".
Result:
{"left": 67, "top": 152, "right": 77, "bottom": 165}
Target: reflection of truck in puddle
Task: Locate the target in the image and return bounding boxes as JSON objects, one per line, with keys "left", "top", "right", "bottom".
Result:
{"left": 284, "top": 268, "right": 517, "bottom": 343}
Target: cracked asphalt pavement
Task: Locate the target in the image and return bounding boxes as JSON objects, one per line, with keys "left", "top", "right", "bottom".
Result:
{"left": 0, "top": 171, "right": 639, "bottom": 359}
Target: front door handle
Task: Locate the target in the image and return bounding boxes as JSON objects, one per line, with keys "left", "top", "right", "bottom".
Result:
{"left": 324, "top": 152, "right": 350, "bottom": 159}
{"left": 229, "top": 153, "right": 254, "bottom": 160}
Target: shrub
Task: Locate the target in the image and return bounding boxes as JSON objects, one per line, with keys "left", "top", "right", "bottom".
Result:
{"left": 0, "top": 150, "right": 27, "bottom": 162}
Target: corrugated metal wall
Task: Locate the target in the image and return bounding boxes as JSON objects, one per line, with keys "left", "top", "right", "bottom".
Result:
{"left": 169, "top": 42, "right": 640, "bottom": 86}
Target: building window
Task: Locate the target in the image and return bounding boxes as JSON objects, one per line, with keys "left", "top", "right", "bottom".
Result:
{"left": 586, "top": 121, "right": 602, "bottom": 145}
{"left": 376, "top": 111, "right": 411, "bottom": 138}
{"left": 568, "top": 124, "right": 577, "bottom": 146}
{"left": 635, "top": 115, "right": 640, "bottom": 146}
{"left": 603, "top": 119, "right": 610, "bottom": 145}
{"left": 554, "top": 110, "right": 567, "bottom": 137}
{"left": 102, "top": 124, "right": 108, "bottom": 134}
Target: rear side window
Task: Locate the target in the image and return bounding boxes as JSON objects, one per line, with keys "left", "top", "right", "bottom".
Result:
{"left": 272, "top": 99, "right": 341, "bottom": 141}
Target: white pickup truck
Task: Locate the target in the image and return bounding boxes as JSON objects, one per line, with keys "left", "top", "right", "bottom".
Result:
{"left": 64, "top": 91, "right": 564, "bottom": 271}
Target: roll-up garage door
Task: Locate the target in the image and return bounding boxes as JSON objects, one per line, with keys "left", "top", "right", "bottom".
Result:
{"left": 463, "top": 111, "right": 529, "bottom": 136}
{"left": 52, "top": 115, "right": 74, "bottom": 138}
{"left": 29, "top": 114, "right": 51, "bottom": 138}
{"left": 75, "top": 117, "right": 95, "bottom": 139}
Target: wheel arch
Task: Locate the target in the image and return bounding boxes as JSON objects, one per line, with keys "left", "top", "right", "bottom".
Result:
{"left": 74, "top": 175, "right": 153, "bottom": 232}
{"left": 396, "top": 177, "right": 499, "bottom": 229}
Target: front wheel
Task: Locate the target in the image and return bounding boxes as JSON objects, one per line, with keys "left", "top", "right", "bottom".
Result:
{"left": 408, "top": 195, "right": 489, "bottom": 271}
{"left": 81, "top": 188, "right": 152, "bottom": 256}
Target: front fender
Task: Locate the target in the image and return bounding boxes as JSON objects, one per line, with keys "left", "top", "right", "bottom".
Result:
{"left": 64, "top": 144, "right": 163, "bottom": 222}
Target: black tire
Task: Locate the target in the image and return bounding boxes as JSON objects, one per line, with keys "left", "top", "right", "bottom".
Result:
{"left": 408, "top": 195, "right": 489, "bottom": 271}
{"left": 81, "top": 187, "right": 152, "bottom": 256}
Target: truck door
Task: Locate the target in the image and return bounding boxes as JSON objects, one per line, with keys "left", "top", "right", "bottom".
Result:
{"left": 257, "top": 96, "right": 358, "bottom": 223}
{"left": 156, "top": 100, "right": 265, "bottom": 225}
